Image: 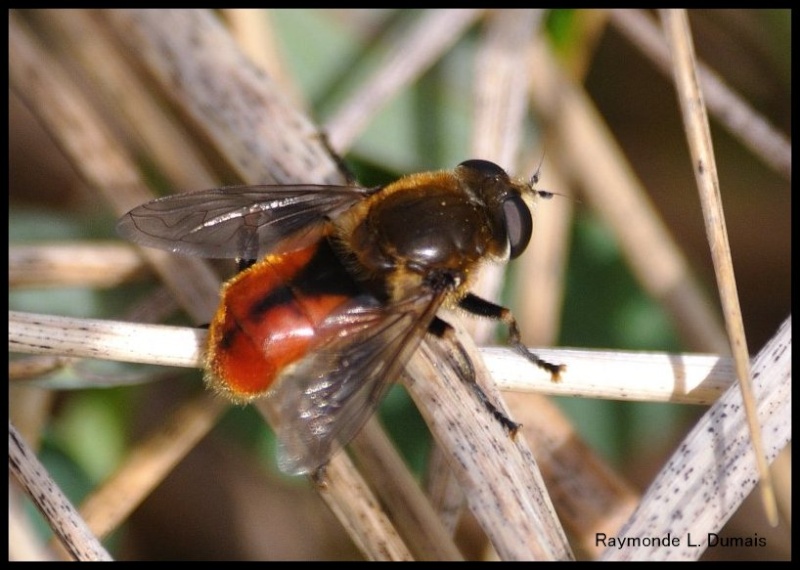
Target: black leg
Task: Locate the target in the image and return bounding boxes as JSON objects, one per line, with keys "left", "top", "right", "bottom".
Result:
{"left": 428, "top": 317, "right": 521, "bottom": 436}
{"left": 311, "top": 462, "right": 329, "bottom": 488}
{"left": 237, "top": 258, "right": 257, "bottom": 272}
{"left": 458, "top": 293, "right": 566, "bottom": 381}
{"left": 318, "top": 131, "right": 357, "bottom": 185}
{"left": 426, "top": 315, "right": 450, "bottom": 339}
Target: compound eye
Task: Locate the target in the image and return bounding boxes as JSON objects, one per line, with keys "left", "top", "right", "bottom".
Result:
{"left": 503, "top": 194, "right": 533, "bottom": 259}
{"left": 458, "top": 159, "right": 508, "bottom": 179}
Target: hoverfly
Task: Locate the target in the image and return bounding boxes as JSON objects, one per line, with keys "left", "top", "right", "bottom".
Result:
{"left": 117, "top": 159, "right": 564, "bottom": 475}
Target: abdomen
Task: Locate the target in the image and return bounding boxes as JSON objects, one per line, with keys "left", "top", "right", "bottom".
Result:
{"left": 205, "top": 240, "right": 361, "bottom": 402}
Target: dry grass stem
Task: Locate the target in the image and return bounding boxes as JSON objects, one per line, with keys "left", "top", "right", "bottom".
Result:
{"left": 77, "top": 395, "right": 228, "bottom": 539}
{"left": 527, "top": 34, "right": 729, "bottom": 353}
{"left": 348, "top": 418, "right": 464, "bottom": 560}
{"left": 10, "top": 243, "right": 145, "bottom": 289}
{"left": 9, "top": 423, "right": 112, "bottom": 561}
{"left": 10, "top": 12, "right": 221, "bottom": 322}
{"left": 34, "top": 10, "right": 219, "bottom": 190}
{"left": 469, "top": 9, "right": 544, "bottom": 339}
{"left": 289, "top": 447, "right": 414, "bottom": 561}
{"left": 424, "top": 10, "right": 546, "bottom": 518}
{"left": 407, "top": 333, "right": 572, "bottom": 560}
{"left": 10, "top": 311, "right": 741, "bottom": 406}
{"left": 612, "top": 9, "right": 791, "bottom": 180}
{"left": 660, "top": 8, "right": 776, "bottom": 526}
{"left": 505, "top": 392, "right": 640, "bottom": 558}
{"left": 323, "top": 9, "right": 483, "bottom": 152}
{"left": 601, "top": 316, "right": 790, "bottom": 560}
{"left": 222, "top": 9, "right": 307, "bottom": 110}
{"left": 100, "top": 11, "right": 344, "bottom": 186}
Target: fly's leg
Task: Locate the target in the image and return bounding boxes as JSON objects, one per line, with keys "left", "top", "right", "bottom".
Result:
{"left": 458, "top": 293, "right": 566, "bottom": 382}
{"left": 317, "top": 131, "right": 357, "bottom": 185}
{"left": 237, "top": 258, "right": 256, "bottom": 272}
{"left": 311, "top": 462, "right": 329, "bottom": 489}
{"left": 428, "top": 317, "right": 521, "bottom": 437}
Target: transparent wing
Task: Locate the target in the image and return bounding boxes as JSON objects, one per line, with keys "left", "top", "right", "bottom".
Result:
{"left": 116, "top": 184, "right": 372, "bottom": 259}
{"left": 273, "top": 289, "right": 446, "bottom": 475}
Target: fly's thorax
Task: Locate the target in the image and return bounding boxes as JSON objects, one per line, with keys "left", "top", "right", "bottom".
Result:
{"left": 334, "top": 171, "right": 509, "bottom": 295}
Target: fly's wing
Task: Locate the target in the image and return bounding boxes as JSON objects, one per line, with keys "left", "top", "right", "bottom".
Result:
{"left": 273, "top": 289, "right": 447, "bottom": 475}
{"left": 116, "top": 184, "right": 373, "bottom": 259}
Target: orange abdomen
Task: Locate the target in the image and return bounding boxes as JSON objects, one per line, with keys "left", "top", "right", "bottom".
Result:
{"left": 205, "top": 240, "right": 360, "bottom": 402}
